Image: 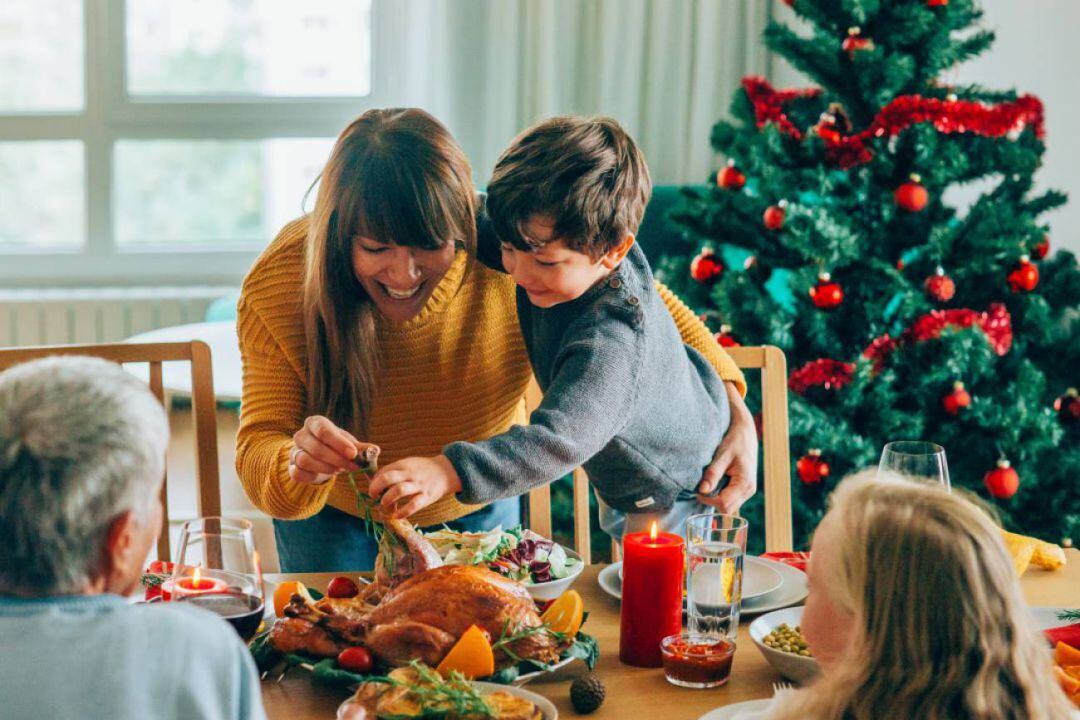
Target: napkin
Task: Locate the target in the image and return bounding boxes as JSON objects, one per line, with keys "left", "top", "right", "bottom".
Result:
{"left": 1047, "top": 623, "right": 1080, "bottom": 649}
{"left": 760, "top": 551, "right": 810, "bottom": 573}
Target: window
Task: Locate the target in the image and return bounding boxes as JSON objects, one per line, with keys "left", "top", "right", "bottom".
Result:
{"left": 1, "top": 0, "right": 375, "bottom": 285}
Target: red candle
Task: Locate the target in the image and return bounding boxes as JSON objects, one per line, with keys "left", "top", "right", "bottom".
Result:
{"left": 620, "top": 522, "right": 685, "bottom": 667}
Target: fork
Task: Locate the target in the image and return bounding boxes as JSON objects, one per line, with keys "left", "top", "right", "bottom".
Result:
{"left": 772, "top": 681, "right": 794, "bottom": 695}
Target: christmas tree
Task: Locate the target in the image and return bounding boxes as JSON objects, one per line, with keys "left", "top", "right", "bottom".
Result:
{"left": 656, "top": 0, "right": 1079, "bottom": 549}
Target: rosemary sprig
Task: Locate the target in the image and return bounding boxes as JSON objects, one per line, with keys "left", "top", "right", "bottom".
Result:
{"left": 365, "top": 661, "right": 494, "bottom": 717}
{"left": 140, "top": 573, "right": 167, "bottom": 589}
{"left": 491, "top": 618, "right": 568, "bottom": 664}
{"left": 1058, "top": 609, "right": 1080, "bottom": 623}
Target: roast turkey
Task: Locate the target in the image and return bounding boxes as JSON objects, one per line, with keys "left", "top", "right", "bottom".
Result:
{"left": 269, "top": 516, "right": 561, "bottom": 670}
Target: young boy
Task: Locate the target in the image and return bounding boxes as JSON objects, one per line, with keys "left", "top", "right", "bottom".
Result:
{"left": 369, "top": 116, "right": 731, "bottom": 541}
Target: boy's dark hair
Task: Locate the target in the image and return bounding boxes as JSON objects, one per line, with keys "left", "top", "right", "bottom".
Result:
{"left": 486, "top": 116, "right": 652, "bottom": 259}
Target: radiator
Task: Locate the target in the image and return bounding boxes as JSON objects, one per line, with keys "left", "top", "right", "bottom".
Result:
{"left": 0, "top": 287, "right": 237, "bottom": 347}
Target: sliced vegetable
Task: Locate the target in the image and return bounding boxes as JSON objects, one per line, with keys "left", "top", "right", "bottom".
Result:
{"left": 337, "top": 646, "right": 374, "bottom": 674}
{"left": 327, "top": 576, "right": 360, "bottom": 599}
{"left": 273, "top": 580, "right": 314, "bottom": 617}
{"left": 435, "top": 624, "right": 495, "bottom": 679}
{"left": 541, "top": 590, "right": 584, "bottom": 639}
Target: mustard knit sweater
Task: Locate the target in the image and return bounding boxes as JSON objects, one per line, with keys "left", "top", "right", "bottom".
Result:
{"left": 236, "top": 217, "right": 746, "bottom": 527}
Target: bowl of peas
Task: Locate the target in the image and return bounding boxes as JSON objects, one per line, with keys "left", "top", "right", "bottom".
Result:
{"left": 749, "top": 606, "right": 821, "bottom": 684}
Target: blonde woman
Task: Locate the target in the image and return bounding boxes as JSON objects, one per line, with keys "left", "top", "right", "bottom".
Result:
{"left": 236, "top": 108, "right": 757, "bottom": 572}
{"left": 740, "top": 471, "right": 1076, "bottom": 720}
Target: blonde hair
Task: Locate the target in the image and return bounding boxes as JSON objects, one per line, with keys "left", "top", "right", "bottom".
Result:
{"left": 303, "top": 108, "right": 476, "bottom": 433}
{"left": 769, "top": 470, "right": 1074, "bottom": 720}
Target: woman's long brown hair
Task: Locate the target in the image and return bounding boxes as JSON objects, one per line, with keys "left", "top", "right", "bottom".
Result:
{"left": 303, "top": 108, "right": 476, "bottom": 434}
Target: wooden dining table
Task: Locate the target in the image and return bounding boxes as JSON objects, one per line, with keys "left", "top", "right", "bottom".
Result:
{"left": 262, "top": 550, "right": 1080, "bottom": 719}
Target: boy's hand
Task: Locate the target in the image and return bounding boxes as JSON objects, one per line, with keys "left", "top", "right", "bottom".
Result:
{"left": 698, "top": 381, "right": 758, "bottom": 514}
{"left": 368, "top": 455, "right": 463, "bottom": 519}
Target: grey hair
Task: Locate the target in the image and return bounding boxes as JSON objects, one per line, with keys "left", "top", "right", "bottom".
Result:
{"left": 0, "top": 356, "right": 169, "bottom": 594}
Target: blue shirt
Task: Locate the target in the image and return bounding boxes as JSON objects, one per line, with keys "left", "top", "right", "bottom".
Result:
{"left": 0, "top": 593, "right": 266, "bottom": 720}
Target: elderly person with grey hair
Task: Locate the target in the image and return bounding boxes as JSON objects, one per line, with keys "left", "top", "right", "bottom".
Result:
{"left": 0, "top": 356, "right": 265, "bottom": 720}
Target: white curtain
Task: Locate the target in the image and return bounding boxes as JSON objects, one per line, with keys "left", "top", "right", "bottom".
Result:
{"left": 374, "top": 0, "right": 772, "bottom": 185}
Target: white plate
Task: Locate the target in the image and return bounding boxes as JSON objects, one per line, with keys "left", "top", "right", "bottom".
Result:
{"left": 598, "top": 557, "right": 792, "bottom": 605}
{"left": 697, "top": 699, "right": 772, "bottom": 720}
{"left": 337, "top": 680, "right": 558, "bottom": 719}
{"left": 740, "top": 558, "right": 809, "bottom": 616}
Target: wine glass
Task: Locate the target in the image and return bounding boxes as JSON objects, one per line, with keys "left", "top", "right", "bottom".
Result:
{"left": 878, "top": 441, "right": 950, "bottom": 490}
{"left": 170, "top": 517, "right": 265, "bottom": 640}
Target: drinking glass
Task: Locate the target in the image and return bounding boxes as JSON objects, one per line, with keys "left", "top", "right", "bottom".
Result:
{"left": 878, "top": 441, "right": 951, "bottom": 489}
{"left": 170, "top": 517, "right": 265, "bottom": 640}
{"left": 685, "top": 513, "right": 748, "bottom": 642}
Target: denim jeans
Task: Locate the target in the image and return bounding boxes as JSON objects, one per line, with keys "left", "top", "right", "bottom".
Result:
{"left": 272, "top": 497, "right": 522, "bottom": 573}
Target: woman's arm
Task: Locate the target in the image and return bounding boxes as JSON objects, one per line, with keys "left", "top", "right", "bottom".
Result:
{"left": 235, "top": 296, "right": 336, "bottom": 520}
{"left": 655, "top": 280, "right": 746, "bottom": 397}
{"left": 652, "top": 281, "right": 757, "bottom": 513}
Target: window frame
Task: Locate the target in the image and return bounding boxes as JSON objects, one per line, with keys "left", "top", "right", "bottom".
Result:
{"left": 1, "top": 0, "right": 383, "bottom": 287}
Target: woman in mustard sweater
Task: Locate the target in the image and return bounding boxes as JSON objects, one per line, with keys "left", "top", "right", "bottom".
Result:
{"left": 236, "top": 108, "right": 757, "bottom": 572}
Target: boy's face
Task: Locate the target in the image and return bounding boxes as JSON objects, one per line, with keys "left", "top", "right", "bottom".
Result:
{"left": 501, "top": 215, "right": 630, "bottom": 308}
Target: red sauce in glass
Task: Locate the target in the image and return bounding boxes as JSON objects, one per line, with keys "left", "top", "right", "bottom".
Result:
{"left": 662, "top": 637, "right": 735, "bottom": 686}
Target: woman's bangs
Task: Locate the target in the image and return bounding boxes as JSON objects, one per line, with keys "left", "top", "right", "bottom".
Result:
{"left": 350, "top": 153, "right": 464, "bottom": 251}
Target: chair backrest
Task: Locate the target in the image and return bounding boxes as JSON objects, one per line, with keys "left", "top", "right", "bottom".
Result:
{"left": 525, "top": 345, "right": 793, "bottom": 562}
{"left": 0, "top": 341, "right": 221, "bottom": 561}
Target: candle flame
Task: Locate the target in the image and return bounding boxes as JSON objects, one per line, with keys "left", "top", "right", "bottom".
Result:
{"left": 192, "top": 567, "right": 202, "bottom": 588}
{"left": 649, "top": 521, "right": 659, "bottom": 541}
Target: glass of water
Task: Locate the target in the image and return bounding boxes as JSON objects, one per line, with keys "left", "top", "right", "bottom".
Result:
{"left": 878, "top": 441, "right": 950, "bottom": 489}
{"left": 685, "top": 513, "right": 748, "bottom": 642}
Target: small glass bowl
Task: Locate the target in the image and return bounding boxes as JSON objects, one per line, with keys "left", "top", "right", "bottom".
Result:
{"left": 660, "top": 632, "right": 736, "bottom": 688}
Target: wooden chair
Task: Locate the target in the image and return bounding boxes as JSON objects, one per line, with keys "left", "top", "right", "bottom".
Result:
{"left": 0, "top": 341, "right": 221, "bottom": 561}
{"left": 525, "top": 345, "right": 793, "bottom": 563}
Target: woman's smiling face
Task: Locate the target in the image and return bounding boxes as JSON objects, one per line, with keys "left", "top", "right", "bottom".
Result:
{"left": 351, "top": 236, "right": 457, "bottom": 323}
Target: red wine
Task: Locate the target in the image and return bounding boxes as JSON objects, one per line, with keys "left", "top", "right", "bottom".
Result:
{"left": 177, "top": 592, "right": 265, "bottom": 640}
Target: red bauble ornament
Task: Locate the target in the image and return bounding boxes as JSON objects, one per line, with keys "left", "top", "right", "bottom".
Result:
{"left": 716, "top": 163, "right": 746, "bottom": 191}
{"left": 927, "top": 0, "right": 948, "bottom": 6}
{"left": 797, "top": 450, "right": 830, "bottom": 485}
{"left": 810, "top": 272, "right": 844, "bottom": 309}
{"left": 984, "top": 459, "right": 1019, "bottom": 499}
{"left": 842, "top": 27, "right": 874, "bottom": 56}
{"left": 715, "top": 324, "right": 740, "bottom": 347}
{"left": 1007, "top": 255, "right": 1039, "bottom": 293}
{"left": 690, "top": 249, "right": 724, "bottom": 285}
{"left": 924, "top": 266, "right": 955, "bottom": 302}
{"left": 895, "top": 174, "right": 929, "bottom": 212}
{"left": 942, "top": 381, "right": 971, "bottom": 415}
{"left": 1033, "top": 235, "right": 1050, "bottom": 260}
{"left": 763, "top": 202, "right": 787, "bottom": 231}
{"left": 1054, "top": 388, "right": 1080, "bottom": 424}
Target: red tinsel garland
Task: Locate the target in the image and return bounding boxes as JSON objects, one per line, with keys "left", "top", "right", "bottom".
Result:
{"left": 789, "top": 358, "right": 857, "bottom": 395}
{"left": 742, "top": 77, "right": 1045, "bottom": 168}
{"left": 863, "top": 304, "right": 1013, "bottom": 370}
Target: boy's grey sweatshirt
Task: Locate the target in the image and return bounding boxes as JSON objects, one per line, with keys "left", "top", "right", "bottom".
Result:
{"left": 445, "top": 235, "right": 730, "bottom": 514}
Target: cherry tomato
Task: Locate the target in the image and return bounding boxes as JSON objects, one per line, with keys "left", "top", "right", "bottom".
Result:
{"left": 327, "top": 576, "right": 360, "bottom": 599}
{"left": 337, "top": 646, "right": 373, "bottom": 674}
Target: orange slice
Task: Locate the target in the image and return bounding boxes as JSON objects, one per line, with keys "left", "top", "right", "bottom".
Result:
{"left": 540, "top": 589, "right": 584, "bottom": 639}
{"left": 436, "top": 624, "right": 495, "bottom": 680}
{"left": 1056, "top": 642, "right": 1080, "bottom": 667}
{"left": 273, "top": 580, "right": 314, "bottom": 617}
{"left": 1054, "top": 665, "right": 1080, "bottom": 697}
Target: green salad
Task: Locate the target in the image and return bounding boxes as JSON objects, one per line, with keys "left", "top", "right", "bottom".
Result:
{"left": 422, "top": 526, "right": 581, "bottom": 585}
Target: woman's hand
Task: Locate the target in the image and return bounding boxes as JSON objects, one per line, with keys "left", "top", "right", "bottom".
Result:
{"left": 698, "top": 381, "right": 759, "bottom": 514}
{"left": 289, "top": 415, "right": 371, "bottom": 486}
{"left": 368, "top": 455, "right": 463, "bottom": 519}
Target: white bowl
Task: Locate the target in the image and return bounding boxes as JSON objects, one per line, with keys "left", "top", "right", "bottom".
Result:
{"left": 748, "top": 606, "right": 820, "bottom": 684}
{"left": 523, "top": 548, "right": 585, "bottom": 601}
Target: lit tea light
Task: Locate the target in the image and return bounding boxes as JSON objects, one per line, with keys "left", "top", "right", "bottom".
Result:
{"left": 170, "top": 567, "right": 228, "bottom": 599}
